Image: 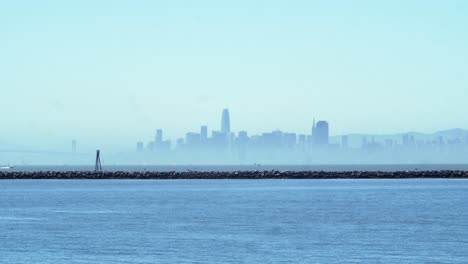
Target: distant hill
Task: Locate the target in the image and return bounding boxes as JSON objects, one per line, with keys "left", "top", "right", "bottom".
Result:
{"left": 433, "top": 128, "right": 468, "bottom": 139}
{"left": 330, "top": 128, "right": 468, "bottom": 148}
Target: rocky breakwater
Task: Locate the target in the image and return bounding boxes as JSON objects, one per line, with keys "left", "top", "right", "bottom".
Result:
{"left": 1, "top": 170, "right": 468, "bottom": 179}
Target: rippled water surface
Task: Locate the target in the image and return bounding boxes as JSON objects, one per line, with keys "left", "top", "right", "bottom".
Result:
{"left": 1, "top": 179, "right": 467, "bottom": 263}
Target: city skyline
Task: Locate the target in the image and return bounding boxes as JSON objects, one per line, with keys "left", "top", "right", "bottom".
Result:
{"left": 2, "top": 106, "right": 468, "bottom": 154}
{"left": 136, "top": 108, "right": 468, "bottom": 151}
{"left": 3, "top": 107, "right": 468, "bottom": 151}
{"left": 126, "top": 107, "right": 468, "bottom": 165}
{"left": 2, "top": 108, "right": 468, "bottom": 165}
{"left": 1, "top": 1, "right": 468, "bottom": 149}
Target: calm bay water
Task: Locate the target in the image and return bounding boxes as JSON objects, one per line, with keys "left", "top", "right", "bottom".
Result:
{"left": 1, "top": 179, "right": 467, "bottom": 263}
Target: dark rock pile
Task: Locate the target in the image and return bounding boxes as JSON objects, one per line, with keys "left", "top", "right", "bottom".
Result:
{"left": 1, "top": 170, "right": 468, "bottom": 179}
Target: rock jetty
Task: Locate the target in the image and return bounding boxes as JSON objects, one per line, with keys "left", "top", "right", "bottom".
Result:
{"left": 1, "top": 170, "right": 468, "bottom": 180}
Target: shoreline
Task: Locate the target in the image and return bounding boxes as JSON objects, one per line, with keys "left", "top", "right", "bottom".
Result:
{"left": 1, "top": 170, "right": 468, "bottom": 179}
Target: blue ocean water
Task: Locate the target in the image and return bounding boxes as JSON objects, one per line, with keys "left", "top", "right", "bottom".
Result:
{"left": 0, "top": 179, "right": 467, "bottom": 263}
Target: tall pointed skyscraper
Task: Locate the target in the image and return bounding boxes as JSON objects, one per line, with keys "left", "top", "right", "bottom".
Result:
{"left": 221, "top": 109, "right": 230, "bottom": 134}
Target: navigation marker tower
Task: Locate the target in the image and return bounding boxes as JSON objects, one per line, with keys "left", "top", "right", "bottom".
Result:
{"left": 95, "top": 150, "right": 102, "bottom": 172}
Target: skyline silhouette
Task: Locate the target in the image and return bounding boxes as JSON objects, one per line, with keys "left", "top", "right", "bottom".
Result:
{"left": 135, "top": 108, "right": 468, "bottom": 151}
{"left": 2, "top": 1, "right": 468, "bottom": 149}
{"left": 2, "top": 107, "right": 468, "bottom": 157}
{"left": 5, "top": 108, "right": 466, "bottom": 165}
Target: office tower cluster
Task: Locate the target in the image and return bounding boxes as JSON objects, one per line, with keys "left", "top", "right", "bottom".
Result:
{"left": 138, "top": 109, "right": 236, "bottom": 154}
{"left": 137, "top": 129, "right": 171, "bottom": 153}
{"left": 134, "top": 109, "right": 468, "bottom": 164}
{"left": 137, "top": 109, "right": 331, "bottom": 152}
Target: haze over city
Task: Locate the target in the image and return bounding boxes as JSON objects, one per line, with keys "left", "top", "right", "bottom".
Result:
{"left": 2, "top": 107, "right": 468, "bottom": 165}
{"left": 1, "top": 0, "right": 467, "bottom": 155}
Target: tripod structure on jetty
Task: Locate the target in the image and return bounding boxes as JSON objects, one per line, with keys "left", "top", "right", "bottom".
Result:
{"left": 95, "top": 150, "right": 102, "bottom": 172}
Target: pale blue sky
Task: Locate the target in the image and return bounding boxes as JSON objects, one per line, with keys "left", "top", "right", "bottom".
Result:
{"left": 1, "top": 0, "right": 467, "bottom": 150}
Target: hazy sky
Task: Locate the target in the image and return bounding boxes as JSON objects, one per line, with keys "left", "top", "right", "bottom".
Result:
{"left": 1, "top": 0, "right": 467, "bottom": 150}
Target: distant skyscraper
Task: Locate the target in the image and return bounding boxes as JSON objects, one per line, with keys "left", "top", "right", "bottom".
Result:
{"left": 283, "top": 133, "right": 297, "bottom": 148}
{"left": 385, "top": 139, "right": 393, "bottom": 148}
{"left": 185, "top": 132, "right": 201, "bottom": 146}
{"left": 176, "top": 138, "right": 184, "bottom": 148}
{"left": 341, "top": 135, "right": 348, "bottom": 148}
{"left": 261, "top": 131, "right": 283, "bottom": 148}
{"left": 306, "top": 135, "right": 313, "bottom": 150}
{"left": 402, "top": 134, "right": 408, "bottom": 146}
{"left": 362, "top": 137, "right": 368, "bottom": 147}
{"left": 155, "top": 129, "right": 163, "bottom": 145}
{"left": 438, "top": 136, "right": 444, "bottom": 145}
{"left": 402, "top": 134, "right": 415, "bottom": 147}
{"left": 238, "top": 131, "right": 248, "bottom": 141}
{"left": 161, "top": 140, "right": 171, "bottom": 150}
{"left": 71, "top": 140, "right": 77, "bottom": 153}
{"left": 212, "top": 131, "right": 228, "bottom": 149}
{"left": 221, "top": 109, "right": 230, "bottom": 134}
{"left": 312, "top": 120, "right": 329, "bottom": 145}
{"left": 200, "top": 126, "right": 208, "bottom": 142}
{"left": 147, "top": 141, "right": 155, "bottom": 151}
{"left": 136, "top": 142, "right": 144, "bottom": 152}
